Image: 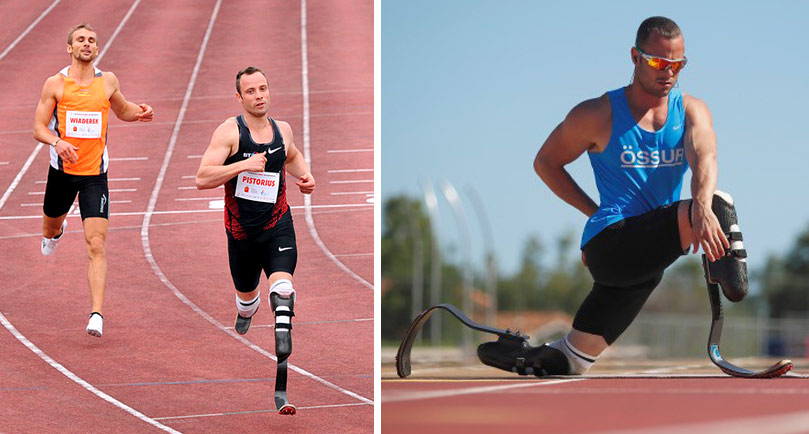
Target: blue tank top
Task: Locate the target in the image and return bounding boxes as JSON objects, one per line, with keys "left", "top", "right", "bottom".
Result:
{"left": 580, "top": 87, "right": 688, "bottom": 248}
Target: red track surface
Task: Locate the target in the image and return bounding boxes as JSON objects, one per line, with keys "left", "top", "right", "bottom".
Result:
{"left": 383, "top": 375, "right": 809, "bottom": 433}
{"left": 0, "top": 0, "right": 372, "bottom": 432}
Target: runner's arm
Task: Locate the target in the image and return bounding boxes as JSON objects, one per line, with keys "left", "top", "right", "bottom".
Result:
{"left": 33, "top": 76, "right": 79, "bottom": 164}
{"left": 534, "top": 97, "right": 605, "bottom": 217}
{"left": 684, "top": 95, "right": 728, "bottom": 261}
{"left": 106, "top": 72, "right": 153, "bottom": 122}
{"left": 196, "top": 120, "right": 266, "bottom": 190}
{"left": 279, "top": 122, "right": 315, "bottom": 194}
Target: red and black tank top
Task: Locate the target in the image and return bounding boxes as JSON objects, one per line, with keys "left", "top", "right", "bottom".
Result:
{"left": 223, "top": 115, "right": 289, "bottom": 240}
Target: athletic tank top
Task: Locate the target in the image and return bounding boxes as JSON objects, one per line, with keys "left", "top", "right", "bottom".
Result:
{"left": 223, "top": 115, "right": 289, "bottom": 240}
{"left": 581, "top": 87, "right": 688, "bottom": 248}
{"left": 48, "top": 66, "right": 110, "bottom": 175}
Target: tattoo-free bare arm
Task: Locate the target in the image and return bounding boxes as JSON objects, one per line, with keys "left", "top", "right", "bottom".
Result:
{"left": 534, "top": 97, "right": 606, "bottom": 217}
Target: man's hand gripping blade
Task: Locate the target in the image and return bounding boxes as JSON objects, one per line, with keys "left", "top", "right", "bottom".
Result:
{"left": 704, "top": 260, "right": 792, "bottom": 378}
{"left": 395, "top": 303, "right": 529, "bottom": 378}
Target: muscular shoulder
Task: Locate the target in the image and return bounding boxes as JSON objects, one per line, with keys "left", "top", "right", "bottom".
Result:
{"left": 42, "top": 74, "right": 64, "bottom": 93}
{"left": 682, "top": 94, "right": 712, "bottom": 126}
{"left": 274, "top": 120, "right": 294, "bottom": 143}
{"left": 101, "top": 71, "right": 119, "bottom": 86}
{"left": 215, "top": 117, "right": 240, "bottom": 139}
{"left": 563, "top": 93, "right": 612, "bottom": 149}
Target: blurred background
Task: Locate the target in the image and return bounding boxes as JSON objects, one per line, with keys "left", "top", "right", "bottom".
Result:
{"left": 381, "top": 0, "right": 809, "bottom": 366}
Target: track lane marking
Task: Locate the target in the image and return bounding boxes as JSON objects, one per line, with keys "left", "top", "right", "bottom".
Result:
{"left": 300, "top": 0, "right": 372, "bottom": 291}
{"left": 0, "top": 312, "right": 179, "bottom": 433}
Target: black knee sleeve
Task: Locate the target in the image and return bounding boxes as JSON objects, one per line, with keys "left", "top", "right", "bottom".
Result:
{"left": 572, "top": 274, "right": 663, "bottom": 345}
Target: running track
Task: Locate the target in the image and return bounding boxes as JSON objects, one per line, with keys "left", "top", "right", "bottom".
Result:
{"left": 0, "top": 1, "right": 372, "bottom": 432}
{"left": 382, "top": 354, "right": 809, "bottom": 432}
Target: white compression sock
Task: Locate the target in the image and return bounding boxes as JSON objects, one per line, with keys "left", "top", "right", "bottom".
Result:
{"left": 548, "top": 336, "right": 598, "bottom": 375}
{"left": 236, "top": 293, "right": 260, "bottom": 318}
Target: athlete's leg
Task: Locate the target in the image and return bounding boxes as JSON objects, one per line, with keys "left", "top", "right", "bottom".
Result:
{"left": 83, "top": 217, "right": 108, "bottom": 315}
{"left": 41, "top": 167, "right": 77, "bottom": 256}
{"left": 43, "top": 214, "right": 68, "bottom": 238}
{"left": 228, "top": 236, "right": 264, "bottom": 334}
{"left": 268, "top": 272, "right": 295, "bottom": 357}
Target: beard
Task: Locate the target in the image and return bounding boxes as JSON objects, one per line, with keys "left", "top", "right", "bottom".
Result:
{"left": 73, "top": 50, "right": 97, "bottom": 63}
{"left": 638, "top": 75, "right": 672, "bottom": 98}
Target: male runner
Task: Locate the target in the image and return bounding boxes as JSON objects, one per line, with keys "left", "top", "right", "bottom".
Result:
{"left": 478, "top": 16, "right": 749, "bottom": 376}
{"left": 34, "top": 23, "right": 154, "bottom": 337}
{"left": 195, "top": 67, "right": 314, "bottom": 396}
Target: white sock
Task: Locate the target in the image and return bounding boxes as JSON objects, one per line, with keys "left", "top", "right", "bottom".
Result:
{"left": 236, "top": 293, "right": 260, "bottom": 318}
{"left": 549, "top": 336, "right": 598, "bottom": 375}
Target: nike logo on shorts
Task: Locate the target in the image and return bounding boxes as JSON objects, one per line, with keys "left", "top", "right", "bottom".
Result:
{"left": 267, "top": 146, "right": 284, "bottom": 154}
{"left": 278, "top": 246, "right": 294, "bottom": 252}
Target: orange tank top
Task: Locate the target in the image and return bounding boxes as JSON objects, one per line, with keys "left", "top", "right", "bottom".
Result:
{"left": 48, "top": 66, "right": 111, "bottom": 175}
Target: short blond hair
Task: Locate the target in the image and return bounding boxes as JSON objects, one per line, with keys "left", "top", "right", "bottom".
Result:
{"left": 67, "top": 23, "right": 95, "bottom": 44}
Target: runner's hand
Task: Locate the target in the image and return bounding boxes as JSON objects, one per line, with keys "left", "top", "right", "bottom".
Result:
{"left": 690, "top": 201, "right": 730, "bottom": 262}
{"left": 296, "top": 173, "right": 315, "bottom": 194}
{"left": 135, "top": 103, "right": 154, "bottom": 122}
{"left": 241, "top": 152, "right": 267, "bottom": 172}
{"left": 54, "top": 139, "right": 79, "bottom": 165}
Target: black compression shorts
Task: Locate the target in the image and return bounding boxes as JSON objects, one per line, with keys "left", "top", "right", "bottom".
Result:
{"left": 43, "top": 166, "right": 110, "bottom": 220}
{"left": 574, "top": 201, "right": 686, "bottom": 344}
{"left": 227, "top": 211, "right": 297, "bottom": 293}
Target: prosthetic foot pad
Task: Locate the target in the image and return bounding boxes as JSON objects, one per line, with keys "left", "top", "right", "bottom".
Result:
{"left": 278, "top": 403, "right": 297, "bottom": 415}
{"left": 478, "top": 336, "right": 570, "bottom": 376}
{"left": 705, "top": 191, "right": 748, "bottom": 302}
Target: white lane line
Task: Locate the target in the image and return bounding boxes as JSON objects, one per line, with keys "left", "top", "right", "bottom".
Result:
{"left": 33, "top": 177, "right": 141, "bottom": 184}
{"left": 330, "top": 191, "right": 373, "bottom": 195}
{"left": 326, "top": 149, "right": 373, "bottom": 153}
{"left": 153, "top": 402, "right": 368, "bottom": 420}
{"left": 333, "top": 253, "right": 373, "bottom": 258}
{"left": 0, "top": 162, "right": 8, "bottom": 165}
{"left": 110, "top": 157, "right": 148, "bottom": 161}
{"left": 0, "top": 313, "right": 179, "bottom": 433}
{"left": 186, "top": 155, "right": 203, "bottom": 159}
{"left": 382, "top": 379, "right": 584, "bottom": 404}
{"left": 181, "top": 175, "right": 195, "bottom": 179}
{"left": 329, "top": 180, "right": 373, "bottom": 184}
{"left": 0, "top": 0, "right": 62, "bottom": 62}
{"left": 300, "top": 0, "right": 373, "bottom": 292}
{"left": 28, "top": 188, "right": 135, "bottom": 195}
{"left": 137, "top": 0, "right": 369, "bottom": 409}
{"left": 327, "top": 168, "right": 372, "bottom": 173}
{"left": 95, "top": 0, "right": 142, "bottom": 63}
{"left": 177, "top": 186, "right": 220, "bottom": 190}
{"left": 0, "top": 143, "right": 42, "bottom": 212}
{"left": 0, "top": 203, "right": 373, "bottom": 219}
{"left": 174, "top": 197, "right": 220, "bottom": 201}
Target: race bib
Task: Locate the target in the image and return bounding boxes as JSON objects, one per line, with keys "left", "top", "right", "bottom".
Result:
{"left": 66, "top": 110, "right": 102, "bottom": 138}
{"left": 235, "top": 171, "right": 279, "bottom": 203}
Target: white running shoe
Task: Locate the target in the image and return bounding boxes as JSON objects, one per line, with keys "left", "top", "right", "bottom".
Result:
{"left": 41, "top": 219, "right": 67, "bottom": 256}
{"left": 86, "top": 312, "right": 103, "bottom": 337}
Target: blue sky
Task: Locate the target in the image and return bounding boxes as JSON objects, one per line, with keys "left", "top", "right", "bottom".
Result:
{"left": 382, "top": 1, "right": 809, "bottom": 275}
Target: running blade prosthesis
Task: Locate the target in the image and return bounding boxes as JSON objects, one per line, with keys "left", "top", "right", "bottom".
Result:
{"left": 272, "top": 292, "right": 296, "bottom": 415}
{"left": 704, "top": 256, "right": 792, "bottom": 378}
{"left": 396, "top": 303, "right": 529, "bottom": 378}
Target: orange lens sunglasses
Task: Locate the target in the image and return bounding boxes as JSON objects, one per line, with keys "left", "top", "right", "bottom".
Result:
{"left": 635, "top": 47, "right": 687, "bottom": 73}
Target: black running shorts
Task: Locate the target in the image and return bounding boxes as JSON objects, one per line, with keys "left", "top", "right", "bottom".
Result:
{"left": 573, "top": 202, "right": 687, "bottom": 344}
{"left": 227, "top": 211, "right": 297, "bottom": 293}
{"left": 582, "top": 201, "right": 685, "bottom": 287}
{"left": 43, "top": 166, "right": 110, "bottom": 220}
